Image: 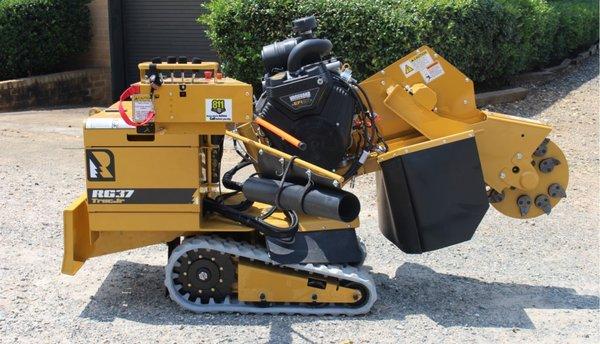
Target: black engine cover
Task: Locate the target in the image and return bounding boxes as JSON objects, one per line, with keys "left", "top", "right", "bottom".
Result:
{"left": 257, "top": 64, "right": 356, "bottom": 170}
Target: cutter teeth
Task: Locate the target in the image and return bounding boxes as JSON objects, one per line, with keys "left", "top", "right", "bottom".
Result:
{"left": 533, "top": 138, "right": 550, "bottom": 157}
{"left": 539, "top": 157, "right": 561, "bottom": 173}
{"left": 548, "top": 183, "right": 567, "bottom": 198}
{"left": 535, "top": 194, "right": 552, "bottom": 215}
{"left": 517, "top": 195, "right": 532, "bottom": 217}
{"left": 488, "top": 189, "right": 505, "bottom": 203}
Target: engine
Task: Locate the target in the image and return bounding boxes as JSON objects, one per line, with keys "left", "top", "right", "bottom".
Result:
{"left": 255, "top": 16, "right": 365, "bottom": 172}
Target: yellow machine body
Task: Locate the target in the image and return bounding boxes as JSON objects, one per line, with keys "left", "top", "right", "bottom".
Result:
{"left": 357, "top": 46, "right": 568, "bottom": 218}
{"left": 62, "top": 46, "right": 568, "bottom": 314}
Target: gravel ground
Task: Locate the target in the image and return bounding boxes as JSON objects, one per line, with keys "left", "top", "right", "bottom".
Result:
{"left": 0, "top": 57, "right": 598, "bottom": 343}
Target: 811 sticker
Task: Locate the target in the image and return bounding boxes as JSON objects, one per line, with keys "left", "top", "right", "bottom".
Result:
{"left": 205, "top": 98, "right": 233, "bottom": 121}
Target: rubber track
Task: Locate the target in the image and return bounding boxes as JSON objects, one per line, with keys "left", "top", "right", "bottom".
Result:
{"left": 164, "top": 235, "right": 377, "bottom": 315}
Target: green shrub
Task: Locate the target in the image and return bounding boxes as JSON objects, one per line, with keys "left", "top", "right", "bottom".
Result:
{"left": 0, "top": 0, "right": 91, "bottom": 80}
{"left": 201, "top": 0, "right": 598, "bottom": 89}
{"left": 551, "top": 0, "right": 599, "bottom": 63}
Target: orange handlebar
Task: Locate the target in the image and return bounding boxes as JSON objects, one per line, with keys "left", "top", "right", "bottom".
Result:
{"left": 255, "top": 117, "right": 307, "bottom": 151}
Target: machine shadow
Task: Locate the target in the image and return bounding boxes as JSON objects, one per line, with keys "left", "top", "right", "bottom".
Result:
{"left": 370, "top": 263, "right": 598, "bottom": 329}
{"left": 80, "top": 260, "right": 598, "bottom": 332}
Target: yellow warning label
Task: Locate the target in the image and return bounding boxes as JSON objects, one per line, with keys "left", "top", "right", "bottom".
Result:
{"left": 400, "top": 60, "right": 417, "bottom": 77}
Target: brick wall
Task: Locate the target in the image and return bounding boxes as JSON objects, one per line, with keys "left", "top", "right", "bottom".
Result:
{"left": 0, "top": 69, "right": 112, "bottom": 112}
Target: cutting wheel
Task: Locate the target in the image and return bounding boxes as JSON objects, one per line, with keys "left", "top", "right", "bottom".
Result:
{"left": 490, "top": 139, "right": 569, "bottom": 219}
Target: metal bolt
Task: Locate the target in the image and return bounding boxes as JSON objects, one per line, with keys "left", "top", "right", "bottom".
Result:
{"left": 317, "top": 78, "right": 324, "bottom": 85}
{"left": 219, "top": 279, "right": 223, "bottom": 283}
{"left": 245, "top": 92, "right": 250, "bottom": 96}
{"left": 258, "top": 149, "right": 264, "bottom": 155}
{"left": 515, "top": 152, "right": 524, "bottom": 160}
{"left": 219, "top": 267, "right": 223, "bottom": 271}
{"left": 211, "top": 257, "right": 215, "bottom": 261}
{"left": 465, "top": 77, "right": 470, "bottom": 82}
{"left": 183, "top": 272, "right": 187, "bottom": 276}
{"left": 381, "top": 80, "right": 386, "bottom": 86}
{"left": 187, "top": 283, "right": 192, "bottom": 287}
{"left": 332, "top": 180, "right": 340, "bottom": 188}
{"left": 380, "top": 70, "right": 385, "bottom": 75}
{"left": 499, "top": 172, "right": 506, "bottom": 179}
{"left": 210, "top": 288, "right": 215, "bottom": 292}
{"left": 311, "top": 294, "right": 318, "bottom": 301}
{"left": 463, "top": 99, "right": 468, "bottom": 105}
{"left": 245, "top": 115, "right": 250, "bottom": 120}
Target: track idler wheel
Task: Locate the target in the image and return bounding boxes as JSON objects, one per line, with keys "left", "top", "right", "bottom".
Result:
{"left": 490, "top": 138, "right": 569, "bottom": 218}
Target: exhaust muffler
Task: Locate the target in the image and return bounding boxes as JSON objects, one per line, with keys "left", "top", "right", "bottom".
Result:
{"left": 242, "top": 177, "right": 360, "bottom": 222}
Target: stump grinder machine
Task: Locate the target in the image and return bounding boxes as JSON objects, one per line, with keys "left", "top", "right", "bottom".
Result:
{"left": 62, "top": 17, "right": 569, "bottom": 315}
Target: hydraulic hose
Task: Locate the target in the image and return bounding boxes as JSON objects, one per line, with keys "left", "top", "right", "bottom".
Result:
{"left": 203, "top": 197, "right": 299, "bottom": 239}
{"left": 222, "top": 160, "right": 252, "bottom": 192}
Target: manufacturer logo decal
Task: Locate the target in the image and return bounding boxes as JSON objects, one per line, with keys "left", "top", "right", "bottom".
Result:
{"left": 289, "top": 91, "right": 312, "bottom": 102}
{"left": 89, "top": 189, "right": 134, "bottom": 204}
{"left": 86, "top": 149, "right": 115, "bottom": 181}
{"left": 87, "top": 188, "right": 197, "bottom": 204}
{"left": 280, "top": 87, "right": 320, "bottom": 110}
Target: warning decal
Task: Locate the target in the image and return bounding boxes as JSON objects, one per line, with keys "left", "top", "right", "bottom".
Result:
{"left": 410, "top": 51, "right": 434, "bottom": 71}
{"left": 400, "top": 60, "right": 417, "bottom": 77}
{"left": 421, "top": 61, "right": 445, "bottom": 84}
{"left": 205, "top": 98, "right": 233, "bottom": 121}
{"left": 399, "top": 50, "right": 444, "bottom": 83}
{"left": 132, "top": 95, "right": 154, "bottom": 122}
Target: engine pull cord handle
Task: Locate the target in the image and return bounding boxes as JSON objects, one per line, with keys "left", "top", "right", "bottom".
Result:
{"left": 254, "top": 117, "right": 307, "bottom": 151}
{"left": 118, "top": 85, "right": 156, "bottom": 127}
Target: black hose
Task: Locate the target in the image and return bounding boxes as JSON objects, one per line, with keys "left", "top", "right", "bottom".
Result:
{"left": 287, "top": 38, "right": 333, "bottom": 74}
{"left": 222, "top": 160, "right": 252, "bottom": 192}
{"left": 203, "top": 197, "right": 299, "bottom": 239}
{"left": 210, "top": 157, "right": 299, "bottom": 240}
